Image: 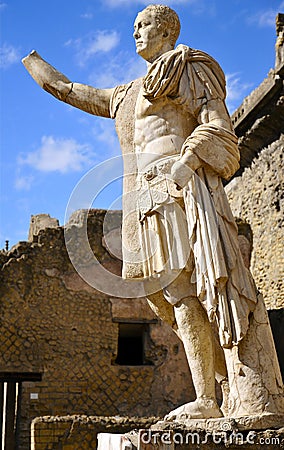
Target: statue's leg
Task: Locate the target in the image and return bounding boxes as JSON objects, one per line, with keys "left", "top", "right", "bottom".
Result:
{"left": 144, "top": 272, "right": 226, "bottom": 419}
{"left": 164, "top": 295, "right": 222, "bottom": 420}
{"left": 146, "top": 288, "right": 177, "bottom": 330}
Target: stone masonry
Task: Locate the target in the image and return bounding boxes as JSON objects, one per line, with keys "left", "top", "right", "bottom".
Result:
{"left": 227, "top": 14, "right": 284, "bottom": 309}
{"left": 0, "top": 210, "right": 193, "bottom": 449}
{"left": 226, "top": 137, "right": 284, "bottom": 309}
{"left": 0, "top": 208, "right": 283, "bottom": 449}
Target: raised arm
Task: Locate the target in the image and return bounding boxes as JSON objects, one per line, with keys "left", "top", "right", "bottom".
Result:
{"left": 22, "top": 50, "right": 114, "bottom": 118}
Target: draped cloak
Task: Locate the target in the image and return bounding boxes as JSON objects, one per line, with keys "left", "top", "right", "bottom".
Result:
{"left": 110, "top": 44, "right": 257, "bottom": 348}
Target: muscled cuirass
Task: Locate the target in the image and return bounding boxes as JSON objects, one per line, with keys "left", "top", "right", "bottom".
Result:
{"left": 134, "top": 87, "right": 198, "bottom": 171}
{"left": 113, "top": 77, "right": 198, "bottom": 166}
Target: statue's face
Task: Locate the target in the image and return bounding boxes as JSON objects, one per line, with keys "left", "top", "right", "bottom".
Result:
{"left": 133, "top": 10, "right": 168, "bottom": 62}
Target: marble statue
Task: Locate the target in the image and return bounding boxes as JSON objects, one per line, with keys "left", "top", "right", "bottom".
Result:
{"left": 23, "top": 4, "right": 284, "bottom": 423}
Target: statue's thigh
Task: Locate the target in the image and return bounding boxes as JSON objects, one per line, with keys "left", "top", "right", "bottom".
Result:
{"left": 146, "top": 289, "right": 176, "bottom": 328}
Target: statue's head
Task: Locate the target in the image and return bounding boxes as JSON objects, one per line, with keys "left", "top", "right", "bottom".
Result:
{"left": 142, "top": 5, "right": 180, "bottom": 46}
{"left": 133, "top": 4, "right": 180, "bottom": 62}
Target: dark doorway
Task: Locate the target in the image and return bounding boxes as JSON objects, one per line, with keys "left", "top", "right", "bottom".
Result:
{"left": 0, "top": 373, "right": 41, "bottom": 450}
{"left": 115, "top": 323, "right": 151, "bottom": 366}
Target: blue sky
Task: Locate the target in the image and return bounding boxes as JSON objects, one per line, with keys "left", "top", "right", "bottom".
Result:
{"left": 0, "top": 0, "right": 283, "bottom": 248}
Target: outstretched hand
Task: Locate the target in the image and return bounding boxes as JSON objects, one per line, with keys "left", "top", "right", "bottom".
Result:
{"left": 22, "top": 50, "right": 72, "bottom": 101}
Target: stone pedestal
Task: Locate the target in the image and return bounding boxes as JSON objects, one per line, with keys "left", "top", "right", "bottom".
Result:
{"left": 98, "top": 416, "right": 284, "bottom": 450}
{"left": 136, "top": 427, "right": 284, "bottom": 449}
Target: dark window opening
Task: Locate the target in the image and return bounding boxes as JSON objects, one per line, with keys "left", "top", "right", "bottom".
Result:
{"left": 115, "top": 323, "right": 152, "bottom": 366}
{"left": 0, "top": 373, "right": 42, "bottom": 450}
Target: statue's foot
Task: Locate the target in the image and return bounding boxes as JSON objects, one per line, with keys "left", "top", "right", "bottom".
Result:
{"left": 164, "top": 397, "right": 223, "bottom": 421}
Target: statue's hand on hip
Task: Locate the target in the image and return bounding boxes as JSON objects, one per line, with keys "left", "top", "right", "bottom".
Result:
{"left": 171, "top": 148, "right": 202, "bottom": 189}
{"left": 170, "top": 160, "right": 194, "bottom": 189}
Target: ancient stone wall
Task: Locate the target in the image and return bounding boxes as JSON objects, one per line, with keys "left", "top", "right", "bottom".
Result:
{"left": 31, "top": 416, "right": 156, "bottom": 450}
{"left": 228, "top": 19, "right": 283, "bottom": 310}
{"left": 1, "top": 209, "right": 283, "bottom": 449}
{"left": 226, "top": 136, "right": 284, "bottom": 309}
{"left": 0, "top": 210, "right": 193, "bottom": 449}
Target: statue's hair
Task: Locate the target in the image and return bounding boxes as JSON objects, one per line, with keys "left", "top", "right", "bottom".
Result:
{"left": 142, "top": 4, "right": 180, "bottom": 46}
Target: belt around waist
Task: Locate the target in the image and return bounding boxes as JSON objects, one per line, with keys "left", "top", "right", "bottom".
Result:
{"left": 140, "top": 154, "right": 180, "bottom": 181}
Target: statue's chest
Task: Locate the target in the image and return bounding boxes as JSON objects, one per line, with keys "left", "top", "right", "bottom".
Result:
{"left": 135, "top": 89, "right": 170, "bottom": 119}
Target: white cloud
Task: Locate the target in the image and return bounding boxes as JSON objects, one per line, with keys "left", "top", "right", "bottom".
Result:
{"left": 65, "top": 30, "right": 120, "bottom": 66}
{"left": 92, "top": 120, "right": 120, "bottom": 156}
{"left": 14, "top": 175, "right": 34, "bottom": 191}
{"left": 247, "top": 2, "right": 284, "bottom": 27}
{"left": 88, "top": 52, "right": 146, "bottom": 88}
{"left": 0, "top": 43, "right": 20, "bottom": 69}
{"left": 81, "top": 12, "right": 93, "bottom": 19}
{"left": 19, "top": 136, "right": 94, "bottom": 173}
{"left": 225, "top": 73, "right": 254, "bottom": 114}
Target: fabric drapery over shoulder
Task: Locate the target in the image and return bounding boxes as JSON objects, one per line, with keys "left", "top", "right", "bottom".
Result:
{"left": 143, "top": 44, "right": 226, "bottom": 103}
{"left": 143, "top": 44, "right": 240, "bottom": 181}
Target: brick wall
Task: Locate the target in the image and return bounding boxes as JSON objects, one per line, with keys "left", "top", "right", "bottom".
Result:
{"left": 31, "top": 416, "right": 156, "bottom": 450}
{"left": 0, "top": 210, "right": 193, "bottom": 449}
{"left": 226, "top": 136, "right": 284, "bottom": 309}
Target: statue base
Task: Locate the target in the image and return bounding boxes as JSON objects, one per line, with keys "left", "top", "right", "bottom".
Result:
{"left": 151, "top": 412, "right": 284, "bottom": 431}
{"left": 98, "top": 414, "right": 284, "bottom": 449}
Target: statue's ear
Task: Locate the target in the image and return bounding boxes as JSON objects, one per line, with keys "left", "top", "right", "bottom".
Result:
{"left": 163, "top": 30, "right": 169, "bottom": 38}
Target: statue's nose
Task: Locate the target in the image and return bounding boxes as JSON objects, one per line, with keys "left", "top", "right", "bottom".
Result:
{"left": 133, "top": 29, "right": 140, "bottom": 39}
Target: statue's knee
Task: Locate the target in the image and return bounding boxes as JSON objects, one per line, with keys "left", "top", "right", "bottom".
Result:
{"left": 146, "top": 293, "right": 176, "bottom": 328}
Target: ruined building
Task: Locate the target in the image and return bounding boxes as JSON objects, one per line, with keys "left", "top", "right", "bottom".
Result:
{"left": 228, "top": 12, "right": 284, "bottom": 309}
{"left": 0, "top": 13, "right": 283, "bottom": 450}
{"left": 0, "top": 209, "right": 194, "bottom": 449}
